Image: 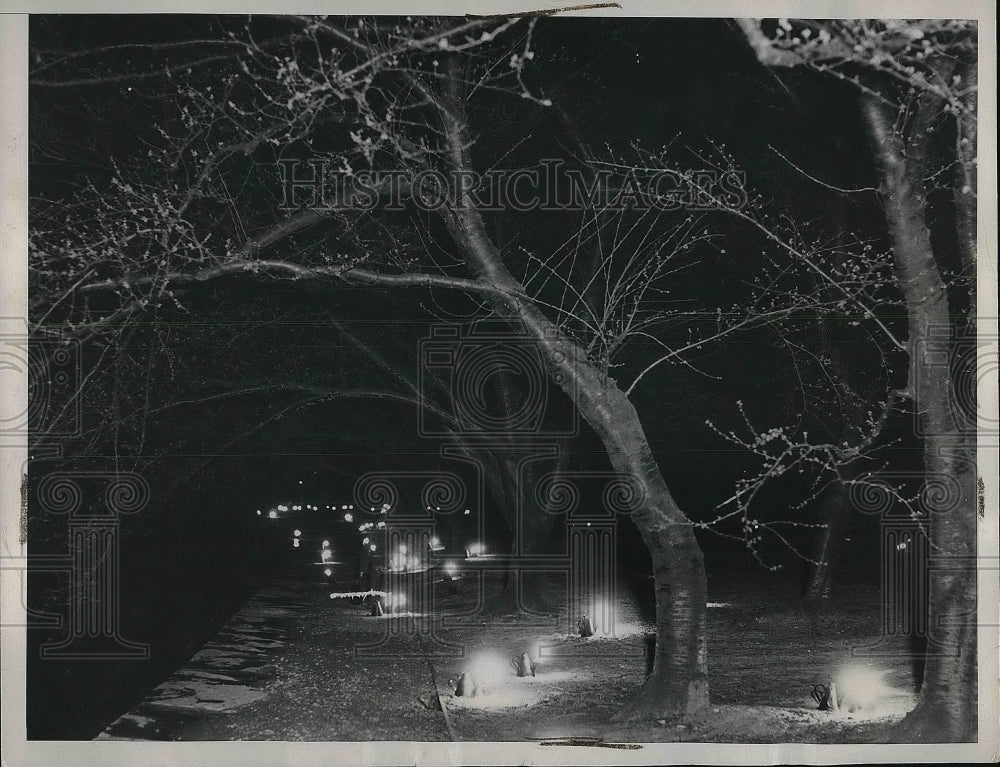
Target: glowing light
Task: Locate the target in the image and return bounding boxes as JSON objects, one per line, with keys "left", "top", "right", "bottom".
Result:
{"left": 324, "top": 568, "right": 332, "bottom": 577}
{"left": 293, "top": 539, "right": 300, "bottom": 548}
{"left": 322, "top": 549, "right": 332, "bottom": 561}
{"left": 463, "top": 509, "right": 471, "bottom": 515}
{"left": 299, "top": 480, "right": 303, "bottom": 485}
{"left": 344, "top": 513, "right": 353, "bottom": 522}
{"left": 342, "top": 504, "right": 348, "bottom": 510}
{"left": 322, "top": 539, "right": 330, "bottom": 547}
{"left": 467, "top": 651, "right": 508, "bottom": 694}
{"left": 256, "top": 510, "right": 262, "bottom": 516}
{"left": 362, "top": 537, "right": 370, "bottom": 545}
{"left": 444, "top": 561, "right": 457, "bottom": 577}
{"left": 268, "top": 511, "right": 277, "bottom": 519}
{"left": 386, "top": 592, "right": 407, "bottom": 612}
{"left": 370, "top": 544, "right": 377, "bottom": 552}
{"left": 294, "top": 529, "right": 302, "bottom": 537}
{"left": 467, "top": 543, "right": 484, "bottom": 557}
{"left": 398, "top": 544, "right": 408, "bottom": 554}
{"left": 834, "top": 664, "right": 891, "bottom": 711}
{"left": 278, "top": 504, "right": 288, "bottom": 512}
{"left": 430, "top": 536, "right": 441, "bottom": 548}
{"left": 377, "top": 521, "right": 386, "bottom": 529}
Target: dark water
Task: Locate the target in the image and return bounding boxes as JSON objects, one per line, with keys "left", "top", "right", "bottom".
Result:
{"left": 26, "top": 528, "right": 282, "bottom": 740}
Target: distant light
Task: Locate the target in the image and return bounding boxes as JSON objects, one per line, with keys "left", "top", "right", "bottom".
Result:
{"left": 293, "top": 539, "right": 300, "bottom": 548}
{"left": 463, "top": 509, "right": 471, "bottom": 515}
{"left": 256, "top": 510, "right": 262, "bottom": 516}
{"left": 342, "top": 505, "right": 348, "bottom": 510}
{"left": 377, "top": 521, "right": 386, "bottom": 529}
{"left": 349, "top": 504, "right": 354, "bottom": 510}
{"left": 299, "top": 480, "right": 304, "bottom": 484}
{"left": 324, "top": 568, "right": 332, "bottom": 577}
{"left": 268, "top": 511, "right": 278, "bottom": 519}
{"left": 370, "top": 507, "right": 375, "bottom": 512}
{"left": 278, "top": 505, "right": 288, "bottom": 512}
{"left": 370, "top": 544, "right": 377, "bottom": 552}
{"left": 294, "top": 529, "right": 302, "bottom": 537}
{"left": 344, "top": 513, "right": 354, "bottom": 522}
{"left": 322, "top": 549, "right": 332, "bottom": 561}
{"left": 444, "top": 561, "right": 457, "bottom": 577}
{"left": 322, "top": 539, "right": 330, "bottom": 547}
{"left": 387, "top": 592, "right": 406, "bottom": 611}
{"left": 362, "top": 537, "right": 370, "bottom": 545}
{"left": 430, "top": 537, "right": 440, "bottom": 548}
{"left": 398, "top": 544, "right": 408, "bottom": 554}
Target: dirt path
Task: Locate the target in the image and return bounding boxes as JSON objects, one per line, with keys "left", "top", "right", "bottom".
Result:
{"left": 98, "top": 572, "right": 919, "bottom": 743}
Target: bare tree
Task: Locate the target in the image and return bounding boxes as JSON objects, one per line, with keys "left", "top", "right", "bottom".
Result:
{"left": 30, "top": 15, "right": 716, "bottom": 721}
{"left": 730, "top": 18, "right": 979, "bottom": 741}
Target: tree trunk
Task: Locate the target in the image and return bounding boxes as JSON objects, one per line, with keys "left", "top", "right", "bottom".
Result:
{"left": 803, "top": 480, "right": 851, "bottom": 602}
{"left": 862, "top": 94, "right": 978, "bottom": 742}
{"left": 441, "top": 61, "right": 709, "bottom": 720}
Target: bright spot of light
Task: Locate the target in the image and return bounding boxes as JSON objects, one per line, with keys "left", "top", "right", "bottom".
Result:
{"left": 268, "top": 511, "right": 278, "bottom": 519}
{"left": 322, "top": 539, "right": 330, "bottom": 547}
{"left": 277, "top": 504, "right": 288, "bottom": 512}
{"left": 386, "top": 592, "right": 406, "bottom": 611}
{"left": 294, "top": 529, "right": 302, "bottom": 537}
{"left": 468, "top": 651, "right": 508, "bottom": 691}
{"left": 324, "top": 568, "right": 332, "bottom": 577}
{"left": 342, "top": 504, "right": 348, "bottom": 510}
{"left": 321, "top": 549, "right": 332, "bottom": 561}
{"left": 362, "top": 537, "right": 370, "bottom": 545}
{"left": 292, "top": 539, "right": 300, "bottom": 548}
{"left": 834, "top": 663, "right": 891, "bottom": 711}
{"left": 444, "top": 561, "right": 457, "bottom": 577}
{"left": 398, "top": 544, "right": 408, "bottom": 554}
{"left": 430, "top": 536, "right": 441, "bottom": 548}
{"left": 463, "top": 509, "right": 471, "bottom": 515}
{"left": 256, "top": 510, "right": 262, "bottom": 516}
{"left": 299, "top": 480, "right": 304, "bottom": 485}
{"left": 344, "top": 513, "right": 353, "bottom": 522}
{"left": 370, "top": 544, "right": 377, "bottom": 552}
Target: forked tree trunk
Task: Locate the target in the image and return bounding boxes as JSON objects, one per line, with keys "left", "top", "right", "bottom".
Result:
{"left": 862, "top": 94, "right": 978, "bottom": 742}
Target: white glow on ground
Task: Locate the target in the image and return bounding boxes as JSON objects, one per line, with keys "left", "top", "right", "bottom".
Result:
{"left": 445, "top": 670, "right": 582, "bottom": 710}
{"left": 829, "top": 663, "right": 913, "bottom": 720}
{"left": 707, "top": 602, "right": 732, "bottom": 608}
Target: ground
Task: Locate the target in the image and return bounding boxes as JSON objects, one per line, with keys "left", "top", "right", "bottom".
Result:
{"left": 97, "top": 568, "right": 919, "bottom": 743}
